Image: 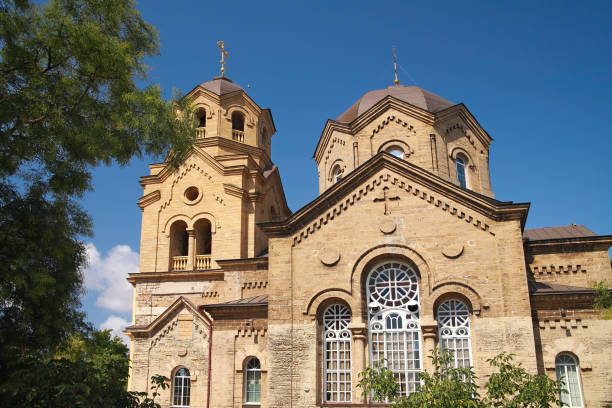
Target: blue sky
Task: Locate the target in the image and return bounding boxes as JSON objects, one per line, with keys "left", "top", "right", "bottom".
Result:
{"left": 81, "top": 1, "right": 612, "bottom": 338}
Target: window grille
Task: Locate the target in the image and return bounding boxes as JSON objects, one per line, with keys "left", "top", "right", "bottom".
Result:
{"left": 367, "top": 262, "right": 422, "bottom": 397}
{"left": 555, "top": 354, "right": 584, "bottom": 408}
{"left": 437, "top": 300, "right": 472, "bottom": 369}
{"left": 456, "top": 157, "right": 467, "bottom": 188}
{"left": 172, "top": 367, "right": 190, "bottom": 407}
{"left": 245, "top": 358, "right": 262, "bottom": 404}
{"left": 323, "top": 304, "right": 352, "bottom": 402}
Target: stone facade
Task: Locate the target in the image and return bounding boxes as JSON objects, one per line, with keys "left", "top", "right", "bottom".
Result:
{"left": 126, "top": 78, "right": 612, "bottom": 407}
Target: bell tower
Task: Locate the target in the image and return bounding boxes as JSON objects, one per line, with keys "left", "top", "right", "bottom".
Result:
{"left": 136, "top": 70, "right": 289, "bottom": 274}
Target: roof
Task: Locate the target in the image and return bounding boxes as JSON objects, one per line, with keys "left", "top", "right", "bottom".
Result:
{"left": 529, "top": 281, "right": 593, "bottom": 295}
{"left": 202, "top": 295, "right": 268, "bottom": 309}
{"left": 199, "top": 75, "right": 243, "bottom": 96}
{"left": 523, "top": 224, "right": 596, "bottom": 241}
{"left": 337, "top": 85, "right": 455, "bottom": 122}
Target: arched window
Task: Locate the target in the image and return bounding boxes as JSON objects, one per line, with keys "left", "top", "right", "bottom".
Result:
{"left": 232, "top": 111, "right": 245, "bottom": 131}
{"left": 194, "top": 219, "right": 212, "bottom": 270}
{"left": 331, "top": 165, "right": 343, "bottom": 184}
{"left": 172, "top": 367, "right": 190, "bottom": 407}
{"left": 385, "top": 146, "right": 404, "bottom": 159}
{"left": 169, "top": 220, "right": 188, "bottom": 271}
{"left": 244, "top": 358, "right": 261, "bottom": 404}
{"left": 455, "top": 156, "right": 467, "bottom": 189}
{"left": 197, "top": 109, "right": 206, "bottom": 128}
{"left": 555, "top": 354, "right": 584, "bottom": 408}
{"left": 437, "top": 300, "right": 472, "bottom": 368}
{"left": 367, "top": 261, "right": 421, "bottom": 396}
{"left": 323, "top": 304, "right": 352, "bottom": 403}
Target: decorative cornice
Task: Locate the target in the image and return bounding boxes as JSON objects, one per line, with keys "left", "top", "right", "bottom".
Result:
{"left": 314, "top": 96, "right": 492, "bottom": 163}
{"left": 216, "top": 257, "right": 269, "bottom": 269}
{"left": 524, "top": 235, "right": 612, "bottom": 254}
{"left": 127, "top": 269, "right": 225, "bottom": 285}
{"left": 125, "top": 296, "right": 209, "bottom": 336}
{"left": 260, "top": 153, "right": 529, "bottom": 246}
{"left": 530, "top": 264, "right": 586, "bottom": 277}
{"left": 137, "top": 190, "right": 161, "bottom": 210}
{"left": 370, "top": 115, "right": 417, "bottom": 139}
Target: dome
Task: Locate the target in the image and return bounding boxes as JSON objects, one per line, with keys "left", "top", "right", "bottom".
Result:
{"left": 337, "top": 85, "right": 455, "bottom": 122}
{"left": 199, "top": 76, "right": 243, "bottom": 96}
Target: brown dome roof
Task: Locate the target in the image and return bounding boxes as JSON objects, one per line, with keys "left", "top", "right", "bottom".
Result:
{"left": 337, "top": 85, "right": 455, "bottom": 122}
{"left": 199, "top": 76, "right": 243, "bottom": 96}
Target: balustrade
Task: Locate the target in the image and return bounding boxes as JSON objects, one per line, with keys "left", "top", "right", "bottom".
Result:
{"left": 172, "top": 256, "right": 188, "bottom": 270}
{"left": 232, "top": 129, "right": 244, "bottom": 142}
{"left": 196, "top": 127, "right": 206, "bottom": 138}
{"left": 195, "top": 254, "right": 211, "bottom": 270}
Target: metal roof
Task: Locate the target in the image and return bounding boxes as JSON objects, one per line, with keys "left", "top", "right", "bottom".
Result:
{"left": 203, "top": 295, "right": 268, "bottom": 309}
{"left": 199, "top": 76, "right": 243, "bottom": 96}
{"left": 523, "top": 224, "right": 596, "bottom": 241}
{"left": 337, "top": 85, "right": 455, "bottom": 122}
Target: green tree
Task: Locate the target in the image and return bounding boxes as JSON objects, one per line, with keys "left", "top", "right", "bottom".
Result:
{"left": 0, "top": 329, "right": 169, "bottom": 407}
{"left": 1, "top": 0, "right": 195, "bottom": 404}
{"left": 358, "top": 348, "right": 562, "bottom": 408}
{"left": 0, "top": 0, "right": 196, "bottom": 354}
{"left": 592, "top": 281, "right": 612, "bottom": 319}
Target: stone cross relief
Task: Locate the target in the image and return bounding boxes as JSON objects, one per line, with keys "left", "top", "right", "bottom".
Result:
{"left": 373, "top": 186, "right": 400, "bottom": 215}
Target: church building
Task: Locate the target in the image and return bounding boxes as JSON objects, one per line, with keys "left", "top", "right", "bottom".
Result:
{"left": 125, "top": 67, "right": 612, "bottom": 407}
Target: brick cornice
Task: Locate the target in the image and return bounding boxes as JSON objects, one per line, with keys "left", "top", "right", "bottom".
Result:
{"left": 313, "top": 96, "right": 492, "bottom": 163}
{"left": 137, "top": 190, "right": 161, "bottom": 210}
{"left": 127, "top": 269, "right": 224, "bottom": 285}
{"left": 260, "top": 153, "right": 529, "bottom": 243}
{"left": 524, "top": 235, "right": 612, "bottom": 254}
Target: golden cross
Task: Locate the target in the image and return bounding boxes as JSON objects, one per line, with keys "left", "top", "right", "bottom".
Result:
{"left": 373, "top": 187, "right": 400, "bottom": 215}
{"left": 217, "top": 41, "right": 229, "bottom": 76}
{"left": 393, "top": 47, "right": 400, "bottom": 85}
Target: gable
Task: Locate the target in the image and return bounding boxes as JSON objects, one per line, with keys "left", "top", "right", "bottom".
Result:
{"left": 260, "top": 152, "right": 529, "bottom": 245}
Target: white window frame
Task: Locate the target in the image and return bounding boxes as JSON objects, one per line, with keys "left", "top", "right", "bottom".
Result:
{"left": 323, "top": 304, "right": 352, "bottom": 403}
{"left": 555, "top": 353, "right": 584, "bottom": 408}
{"left": 332, "top": 165, "right": 343, "bottom": 184}
{"left": 244, "top": 357, "right": 262, "bottom": 404}
{"left": 367, "top": 261, "right": 422, "bottom": 397}
{"left": 171, "top": 367, "right": 190, "bottom": 408}
{"left": 437, "top": 300, "right": 473, "bottom": 369}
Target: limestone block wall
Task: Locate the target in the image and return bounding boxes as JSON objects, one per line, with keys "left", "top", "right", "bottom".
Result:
{"left": 534, "top": 307, "right": 612, "bottom": 406}
{"left": 129, "top": 309, "right": 210, "bottom": 408}
{"left": 208, "top": 319, "right": 268, "bottom": 408}
{"left": 527, "top": 248, "right": 612, "bottom": 287}
{"left": 316, "top": 107, "right": 493, "bottom": 197}
{"left": 267, "top": 168, "right": 534, "bottom": 407}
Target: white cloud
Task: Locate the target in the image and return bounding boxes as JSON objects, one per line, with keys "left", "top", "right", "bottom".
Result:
{"left": 83, "top": 243, "right": 138, "bottom": 314}
{"left": 101, "top": 314, "right": 131, "bottom": 345}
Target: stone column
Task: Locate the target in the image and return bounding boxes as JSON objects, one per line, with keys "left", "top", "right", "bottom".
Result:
{"left": 421, "top": 316, "right": 438, "bottom": 374}
{"left": 349, "top": 322, "right": 368, "bottom": 403}
{"left": 186, "top": 229, "right": 195, "bottom": 270}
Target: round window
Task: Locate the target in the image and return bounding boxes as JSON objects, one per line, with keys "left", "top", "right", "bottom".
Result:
{"left": 184, "top": 186, "right": 199, "bottom": 202}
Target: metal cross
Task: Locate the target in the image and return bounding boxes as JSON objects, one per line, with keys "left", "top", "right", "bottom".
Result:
{"left": 393, "top": 47, "right": 400, "bottom": 85}
{"left": 217, "top": 41, "right": 229, "bottom": 76}
{"left": 373, "top": 186, "right": 400, "bottom": 215}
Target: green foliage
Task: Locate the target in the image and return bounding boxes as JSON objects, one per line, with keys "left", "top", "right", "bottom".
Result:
{"left": 358, "top": 359, "right": 400, "bottom": 403}
{"left": 358, "top": 349, "right": 563, "bottom": 408}
{"left": 592, "top": 281, "right": 612, "bottom": 319}
{"left": 0, "top": 329, "right": 169, "bottom": 407}
{"left": 0, "top": 0, "right": 195, "bottom": 353}
{"left": 484, "top": 353, "right": 561, "bottom": 408}
{"left": 0, "top": 0, "right": 194, "bottom": 405}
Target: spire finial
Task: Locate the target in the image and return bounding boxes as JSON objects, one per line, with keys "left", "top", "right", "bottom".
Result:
{"left": 393, "top": 46, "right": 400, "bottom": 85}
{"left": 217, "top": 41, "right": 229, "bottom": 77}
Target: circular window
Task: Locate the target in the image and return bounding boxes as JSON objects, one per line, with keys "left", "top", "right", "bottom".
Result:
{"left": 184, "top": 186, "right": 199, "bottom": 202}
{"left": 367, "top": 262, "right": 419, "bottom": 308}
